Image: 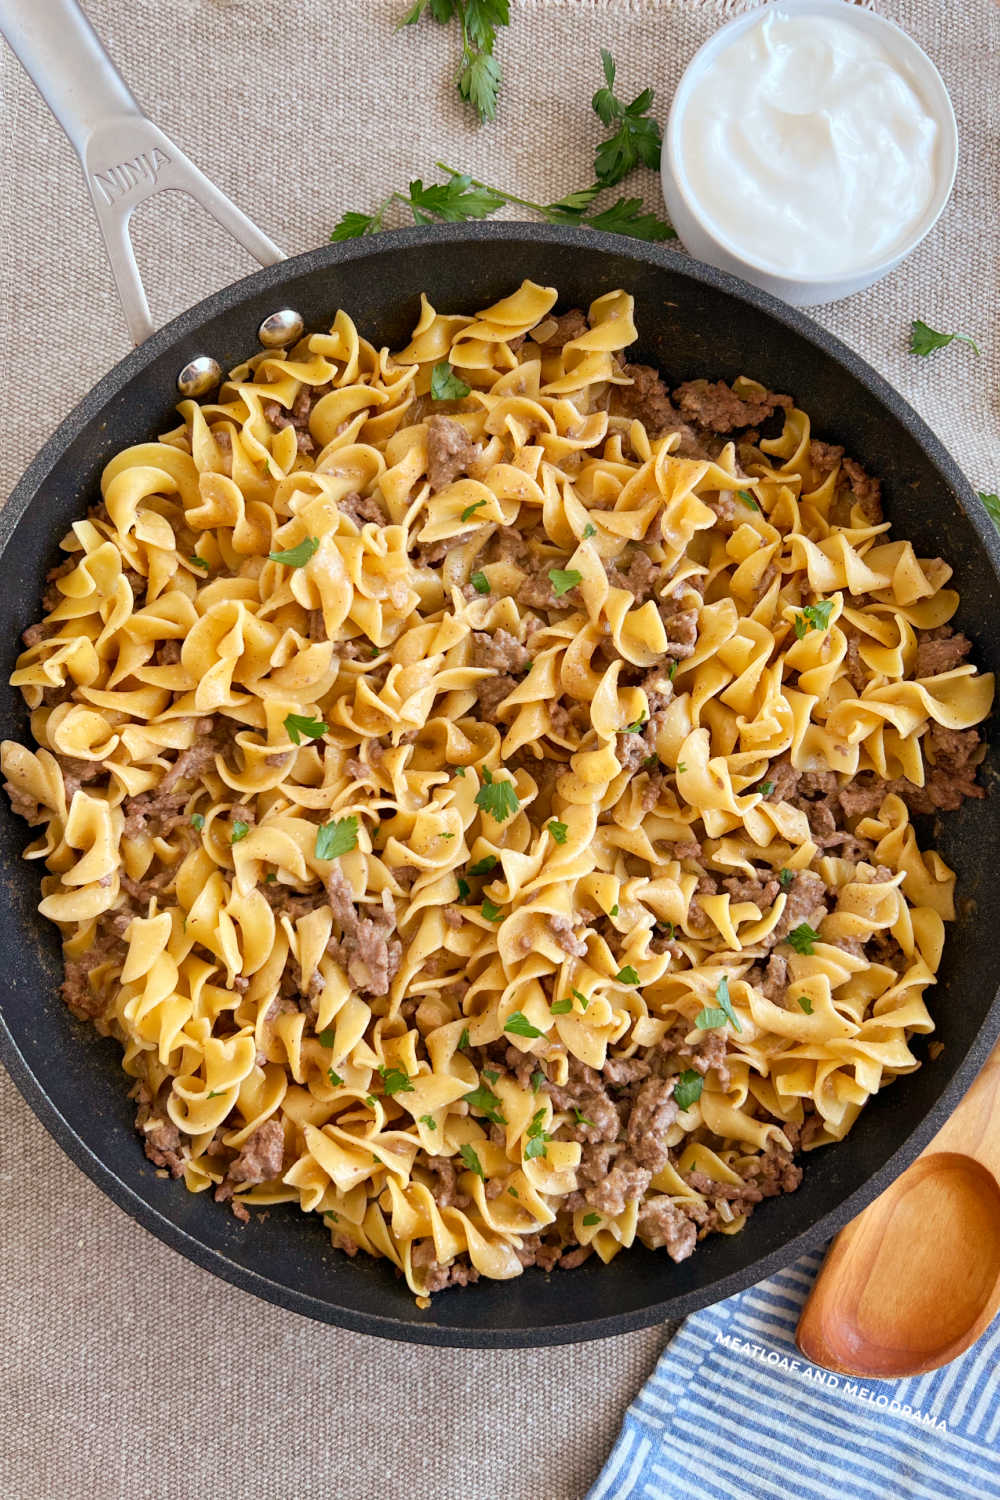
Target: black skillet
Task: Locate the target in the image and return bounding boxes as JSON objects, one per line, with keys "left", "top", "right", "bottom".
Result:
{"left": 1, "top": 0, "right": 998, "bottom": 1347}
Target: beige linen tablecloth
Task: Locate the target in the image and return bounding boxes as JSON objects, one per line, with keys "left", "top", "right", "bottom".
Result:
{"left": 1, "top": 3, "right": 997, "bottom": 1497}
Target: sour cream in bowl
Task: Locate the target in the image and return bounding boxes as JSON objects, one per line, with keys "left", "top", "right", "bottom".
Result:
{"left": 662, "top": 0, "right": 958, "bottom": 305}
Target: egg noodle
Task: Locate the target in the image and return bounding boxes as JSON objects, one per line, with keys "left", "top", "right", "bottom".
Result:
{"left": 3, "top": 281, "right": 992, "bottom": 1298}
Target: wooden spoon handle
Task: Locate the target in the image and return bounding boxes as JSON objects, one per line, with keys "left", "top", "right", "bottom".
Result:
{"left": 796, "top": 1040, "right": 1000, "bottom": 1377}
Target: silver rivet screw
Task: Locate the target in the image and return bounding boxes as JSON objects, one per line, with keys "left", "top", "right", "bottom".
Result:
{"left": 176, "top": 356, "right": 223, "bottom": 399}
{"left": 258, "top": 309, "right": 305, "bottom": 348}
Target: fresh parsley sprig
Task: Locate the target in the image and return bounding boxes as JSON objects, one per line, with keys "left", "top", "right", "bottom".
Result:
{"left": 910, "top": 319, "right": 981, "bottom": 358}
{"left": 592, "top": 49, "right": 662, "bottom": 187}
{"left": 398, "top": 0, "right": 511, "bottom": 123}
{"left": 978, "top": 492, "right": 1000, "bottom": 529}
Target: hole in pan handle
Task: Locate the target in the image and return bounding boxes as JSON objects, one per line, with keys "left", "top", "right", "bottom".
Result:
{"left": 0, "top": 0, "right": 287, "bottom": 344}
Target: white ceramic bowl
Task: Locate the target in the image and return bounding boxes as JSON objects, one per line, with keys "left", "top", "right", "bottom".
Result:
{"left": 661, "top": 0, "right": 958, "bottom": 306}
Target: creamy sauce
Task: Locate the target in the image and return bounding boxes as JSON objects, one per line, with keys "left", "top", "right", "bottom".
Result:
{"left": 678, "top": 10, "right": 942, "bottom": 276}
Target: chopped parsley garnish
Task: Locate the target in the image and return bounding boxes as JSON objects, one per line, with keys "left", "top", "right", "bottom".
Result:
{"left": 571, "top": 988, "right": 590, "bottom": 1010}
{"left": 625, "top": 716, "right": 647, "bottom": 734}
{"left": 206, "top": 1089, "right": 224, "bottom": 1099}
{"left": 572, "top": 1107, "right": 596, "bottom": 1128}
{"left": 419, "top": 1114, "right": 438, "bottom": 1129}
{"left": 668, "top": 661, "right": 677, "bottom": 681}
{"left": 524, "top": 1108, "right": 550, "bottom": 1160}
{"left": 377, "top": 1064, "right": 415, "bottom": 1097}
{"left": 778, "top": 868, "right": 795, "bottom": 889}
{"left": 481, "top": 897, "right": 504, "bottom": 922}
{"left": 284, "top": 712, "right": 328, "bottom": 744}
{"left": 315, "top": 815, "right": 358, "bottom": 861}
{"left": 459, "top": 1143, "right": 486, "bottom": 1180}
{"left": 676, "top": 762, "right": 687, "bottom": 773}
{"left": 505, "top": 1010, "right": 543, "bottom": 1039}
{"left": 318, "top": 1027, "right": 336, "bottom": 1047}
{"left": 430, "top": 359, "right": 472, "bottom": 401}
{"left": 483, "top": 1067, "right": 499, "bottom": 1083}
{"left": 548, "top": 567, "right": 582, "bottom": 597}
{"left": 457, "top": 877, "right": 471, "bottom": 902}
{"left": 909, "top": 319, "right": 981, "bottom": 358}
{"left": 657, "top": 921, "right": 676, "bottom": 941}
{"left": 464, "top": 1082, "right": 506, "bottom": 1124}
{"left": 582, "top": 1212, "right": 601, "bottom": 1226}
{"left": 546, "top": 820, "right": 569, "bottom": 844}
{"left": 550, "top": 997, "right": 573, "bottom": 1015}
{"left": 609, "top": 904, "right": 619, "bottom": 917}
{"left": 453, "top": 766, "right": 466, "bottom": 777}
{"left": 470, "top": 570, "right": 490, "bottom": 594}
{"left": 189, "top": 555, "right": 209, "bottom": 570}
{"left": 582, "top": 522, "right": 597, "bottom": 540}
{"left": 264, "top": 872, "right": 277, "bottom": 883}
{"left": 230, "top": 820, "right": 250, "bottom": 844}
{"left": 468, "top": 854, "right": 498, "bottom": 876}
{"left": 530, "top": 1069, "right": 546, "bottom": 1092}
{"left": 797, "top": 996, "right": 814, "bottom": 1014}
{"left": 736, "top": 489, "right": 760, "bottom": 511}
{"left": 615, "top": 965, "right": 640, "bottom": 985}
{"left": 458, "top": 1027, "right": 470, "bottom": 1050}
{"left": 793, "top": 600, "right": 834, "bottom": 639}
{"left": 694, "top": 974, "right": 743, "bottom": 1033}
{"left": 365, "top": 1095, "right": 378, "bottom": 1109}
{"left": 787, "top": 922, "right": 821, "bottom": 956}
{"left": 673, "top": 1069, "right": 703, "bottom": 1110}
{"left": 191, "top": 812, "right": 205, "bottom": 831}
{"left": 327, "top": 1067, "right": 344, "bottom": 1087}
{"left": 268, "top": 536, "right": 319, "bottom": 568}
{"left": 474, "top": 765, "right": 520, "bottom": 822}
{"left": 757, "top": 780, "right": 775, "bottom": 796}
{"left": 460, "top": 497, "right": 488, "bottom": 522}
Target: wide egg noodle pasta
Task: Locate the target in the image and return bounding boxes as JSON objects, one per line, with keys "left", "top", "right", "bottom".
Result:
{"left": 3, "top": 282, "right": 992, "bottom": 1299}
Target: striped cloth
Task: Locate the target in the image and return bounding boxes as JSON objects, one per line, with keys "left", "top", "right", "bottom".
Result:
{"left": 588, "top": 1248, "right": 1000, "bottom": 1500}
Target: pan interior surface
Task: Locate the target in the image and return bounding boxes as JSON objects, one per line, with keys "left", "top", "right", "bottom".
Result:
{"left": 1, "top": 224, "right": 997, "bottom": 1346}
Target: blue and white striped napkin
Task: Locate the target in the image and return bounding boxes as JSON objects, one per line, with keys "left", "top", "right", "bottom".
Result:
{"left": 589, "top": 1248, "right": 1000, "bottom": 1500}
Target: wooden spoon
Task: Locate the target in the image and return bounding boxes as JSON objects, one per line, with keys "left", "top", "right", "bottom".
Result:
{"left": 796, "top": 1041, "right": 1000, "bottom": 1377}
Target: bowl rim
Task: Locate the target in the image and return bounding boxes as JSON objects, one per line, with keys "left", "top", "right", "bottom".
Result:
{"left": 1, "top": 218, "right": 998, "bottom": 1346}
{"left": 662, "top": 0, "right": 960, "bottom": 288}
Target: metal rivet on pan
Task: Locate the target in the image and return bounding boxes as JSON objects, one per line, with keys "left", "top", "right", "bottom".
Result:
{"left": 257, "top": 309, "right": 305, "bottom": 348}
{"left": 176, "top": 356, "right": 223, "bottom": 399}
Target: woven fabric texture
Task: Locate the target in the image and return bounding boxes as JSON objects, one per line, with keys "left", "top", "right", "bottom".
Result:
{"left": 0, "top": 2, "right": 996, "bottom": 1497}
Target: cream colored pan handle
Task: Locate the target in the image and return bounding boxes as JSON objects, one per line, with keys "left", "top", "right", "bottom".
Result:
{"left": 0, "top": 0, "right": 286, "bottom": 344}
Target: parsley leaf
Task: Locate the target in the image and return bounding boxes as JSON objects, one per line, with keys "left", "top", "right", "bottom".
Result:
{"left": 268, "top": 536, "right": 319, "bottom": 568}
{"left": 453, "top": 766, "right": 466, "bottom": 778}
{"left": 264, "top": 872, "right": 277, "bottom": 883}
{"left": 787, "top": 922, "right": 821, "bottom": 955}
{"left": 318, "top": 1027, "right": 336, "bottom": 1047}
{"left": 736, "top": 489, "right": 760, "bottom": 511}
{"left": 230, "top": 820, "right": 250, "bottom": 844}
{"left": 430, "top": 359, "right": 471, "bottom": 401}
{"left": 474, "top": 765, "right": 520, "bottom": 822}
{"left": 327, "top": 1067, "right": 344, "bottom": 1087}
{"left": 582, "top": 1211, "right": 601, "bottom": 1226}
{"left": 459, "top": 1143, "right": 486, "bottom": 1179}
{"left": 582, "top": 522, "right": 597, "bottom": 540}
{"left": 615, "top": 965, "right": 640, "bottom": 985}
{"left": 330, "top": 209, "right": 381, "bottom": 242}
{"left": 591, "top": 50, "right": 662, "bottom": 187}
{"left": 793, "top": 600, "right": 834, "bottom": 639}
{"left": 550, "top": 997, "right": 573, "bottom": 1015}
{"left": 978, "top": 492, "right": 1000, "bottom": 529}
{"left": 673, "top": 1069, "right": 703, "bottom": 1110}
{"left": 483, "top": 1067, "right": 499, "bottom": 1083}
{"left": 284, "top": 712, "right": 328, "bottom": 745}
{"left": 757, "top": 780, "right": 775, "bottom": 796}
{"left": 910, "top": 319, "right": 981, "bottom": 358}
{"left": 457, "top": 877, "right": 471, "bottom": 902}
{"left": 460, "top": 498, "right": 487, "bottom": 522}
{"left": 524, "top": 1107, "right": 550, "bottom": 1159}
{"left": 464, "top": 1081, "right": 506, "bottom": 1124}
{"left": 468, "top": 854, "right": 498, "bottom": 876}
{"left": 549, "top": 567, "right": 582, "bottom": 596}
{"left": 190, "top": 812, "right": 205, "bottom": 831}
{"left": 778, "top": 868, "right": 795, "bottom": 889}
{"left": 315, "top": 815, "right": 358, "bottom": 861}
{"left": 419, "top": 1113, "right": 438, "bottom": 1129}
{"left": 458, "top": 49, "right": 502, "bottom": 123}
{"left": 547, "top": 820, "right": 568, "bottom": 844}
{"left": 694, "top": 975, "right": 742, "bottom": 1033}
{"left": 481, "top": 897, "right": 504, "bottom": 922}
{"left": 505, "top": 1010, "right": 543, "bottom": 1039}
{"left": 530, "top": 1069, "right": 546, "bottom": 1092}
{"left": 408, "top": 173, "right": 506, "bottom": 220}
{"left": 458, "top": 1026, "right": 470, "bottom": 1050}
{"left": 189, "top": 555, "right": 209, "bottom": 570}
{"left": 571, "top": 988, "right": 590, "bottom": 1010}
{"left": 585, "top": 196, "right": 676, "bottom": 241}
{"left": 470, "top": 569, "right": 491, "bottom": 594}
{"left": 797, "top": 996, "right": 814, "bottom": 1014}
{"left": 625, "top": 717, "right": 647, "bottom": 734}
{"left": 572, "top": 1106, "right": 597, "bottom": 1128}
{"left": 377, "top": 1064, "right": 415, "bottom": 1097}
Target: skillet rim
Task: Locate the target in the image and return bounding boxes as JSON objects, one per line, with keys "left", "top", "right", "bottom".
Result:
{"left": 1, "top": 220, "right": 998, "bottom": 1347}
